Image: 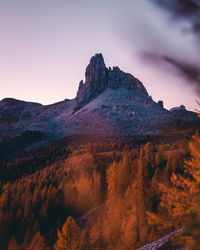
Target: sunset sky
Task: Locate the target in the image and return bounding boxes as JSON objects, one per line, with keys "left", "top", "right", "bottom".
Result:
{"left": 0, "top": 0, "right": 199, "bottom": 111}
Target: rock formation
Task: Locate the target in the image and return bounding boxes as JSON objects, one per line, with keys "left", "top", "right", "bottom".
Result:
{"left": 169, "top": 105, "right": 186, "bottom": 112}
{"left": 158, "top": 100, "right": 164, "bottom": 108}
{"left": 0, "top": 53, "right": 199, "bottom": 140}
{"left": 76, "top": 53, "right": 148, "bottom": 106}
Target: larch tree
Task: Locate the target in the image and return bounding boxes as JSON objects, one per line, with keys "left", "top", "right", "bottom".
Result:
{"left": 89, "top": 206, "right": 106, "bottom": 250}
{"left": 144, "top": 142, "right": 155, "bottom": 168}
{"left": 106, "top": 153, "right": 131, "bottom": 204}
{"left": 8, "top": 236, "right": 20, "bottom": 250}
{"left": 54, "top": 216, "right": 81, "bottom": 250}
{"left": 28, "top": 232, "right": 49, "bottom": 250}
{"left": 120, "top": 181, "right": 140, "bottom": 249}
{"left": 185, "top": 131, "right": 200, "bottom": 249}
{"left": 147, "top": 131, "right": 200, "bottom": 248}
{"left": 77, "top": 229, "right": 91, "bottom": 250}
{"left": 135, "top": 148, "right": 148, "bottom": 244}
{"left": 104, "top": 154, "right": 132, "bottom": 247}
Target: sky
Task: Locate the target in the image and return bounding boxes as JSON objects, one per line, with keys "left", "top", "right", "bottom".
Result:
{"left": 0, "top": 0, "right": 199, "bottom": 111}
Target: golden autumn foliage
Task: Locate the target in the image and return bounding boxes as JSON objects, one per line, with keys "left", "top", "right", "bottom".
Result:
{"left": 54, "top": 216, "right": 81, "bottom": 250}
{"left": 0, "top": 139, "right": 193, "bottom": 249}
{"left": 147, "top": 132, "right": 200, "bottom": 248}
{"left": 28, "top": 232, "right": 49, "bottom": 250}
{"left": 8, "top": 236, "right": 20, "bottom": 250}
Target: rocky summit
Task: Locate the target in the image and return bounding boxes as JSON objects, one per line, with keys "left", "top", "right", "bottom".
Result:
{"left": 76, "top": 54, "right": 147, "bottom": 106}
{"left": 0, "top": 54, "right": 199, "bottom": 141}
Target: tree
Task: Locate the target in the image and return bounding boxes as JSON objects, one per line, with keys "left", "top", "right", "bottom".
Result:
{"left": 135, "top": 148, "right": 148, "bottom": 244}
{"left": 120, "top": 182, "right": 141, "bottom": 249}
{"left": 185, "top": 131, "right": 200, "bottom": 249}
{"left": 106, "top": 153, "right": 131, "bottom": 203}
{"left": 88, "top": 202, "right": 108, "bottom": 250}
{"left": 8, "top": 236, "right": 20, "bottom": 250}
{"left": 77, "top": 229, "right": 91, "bottom": 250}
{"left": 28, "top": 232, "right": 49, "bottom": 250}
{"left": 144, "top": 142, "right": 155, "bottom": 167}
{"left": 147, "top": 132, "right": 200, "bottom": 247}
{"left": 187, "top": 193, "right": 200, "bottom": 250}
{"left": 54, "top": 216, "right": 81, "bottom": 250}
{"left": 103, "top": 155, "right": 131, "bottom": 247}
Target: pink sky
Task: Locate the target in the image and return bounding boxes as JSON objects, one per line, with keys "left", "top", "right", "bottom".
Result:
{"left": 0, "top": 0, "right": 198, "bottom": 111}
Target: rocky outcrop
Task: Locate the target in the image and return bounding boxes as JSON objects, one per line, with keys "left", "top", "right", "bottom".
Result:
{"left": 76, "top": 54, "right": 107, "bottom": 106}
{"left": 158, "top": 100, "right": 164, "bottom": 108}
{"left": 76, "top": 53, "right": 148, "bottom": 106}
{"left": 170, "top": 105, "right": 186, "bottom": 112}
{"left": 108, "top": 66, "right": 148, "bottom": 94}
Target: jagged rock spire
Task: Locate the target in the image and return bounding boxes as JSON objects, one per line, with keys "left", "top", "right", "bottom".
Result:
{"left": 85, "top": 53, "right": 107, "bottom": 87}
{"left": 76, "top": 54, "right": 108, "bottom": 105}
{"left": 76, "top": 53, "right": 148, "bottom": 106}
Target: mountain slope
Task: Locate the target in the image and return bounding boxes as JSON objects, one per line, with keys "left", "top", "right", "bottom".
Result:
{"left": 0, "top": 54, "right": 199, "bottom": 140}
{"left": 61, "top": 87, "right": 170, "bottom": 136}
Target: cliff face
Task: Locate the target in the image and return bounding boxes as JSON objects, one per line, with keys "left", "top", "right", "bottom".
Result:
{"left": 76, "top": 53, "right": 148, "bottom": 106}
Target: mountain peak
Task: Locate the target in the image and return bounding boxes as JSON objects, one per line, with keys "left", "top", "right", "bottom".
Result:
{"left": 85, "top": 53, "right": 107, "bottom": 86}
{"left": 88, "top": 53, "right": 105, "bottom": 68}
{"left": 76, "top": 53, "right": 148, "bottom": 106}
{"left": 76, "top": 53, "right": 107, "bottom": 105}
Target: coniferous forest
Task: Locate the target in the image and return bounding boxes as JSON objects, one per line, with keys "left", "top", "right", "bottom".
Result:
{"left": 0, "top": 130, "right": 199, "bottom": 250}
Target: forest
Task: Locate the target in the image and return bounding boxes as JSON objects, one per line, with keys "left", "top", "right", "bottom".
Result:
{"left": 0, "top": 129, "right": 199, "bottom": 250}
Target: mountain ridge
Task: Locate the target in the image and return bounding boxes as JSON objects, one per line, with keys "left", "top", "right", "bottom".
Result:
{"left": 0, "top": 54, "right": 199, "bottom": 140}
{"left": 76, "top": 53, "right": 148, "bottom": 107}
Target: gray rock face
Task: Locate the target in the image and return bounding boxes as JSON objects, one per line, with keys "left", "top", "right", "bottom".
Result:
{"left": 108, "top": 66, "right": 148, "bottom": 94}
{"left": 76, "top": 53, "right": 148, "bottom": 106}
{"left": 85, "top": 53, "right": 107, "bottom": 87}
{"left": 76, "top": 54, "right": 107, "bottom": 106}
